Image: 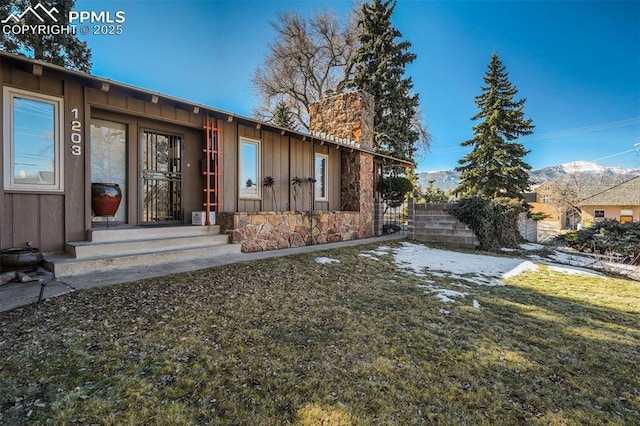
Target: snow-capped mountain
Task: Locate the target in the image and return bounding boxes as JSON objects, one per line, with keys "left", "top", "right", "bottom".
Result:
{"left": 417, "top": 161, "right": 640, "bottom": 191}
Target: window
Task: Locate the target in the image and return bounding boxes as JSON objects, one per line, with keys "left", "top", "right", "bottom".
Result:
{"left": 315, "top": 153, "right": 328, "bottom": 201}
{"left": 594, "top": 210, "right": 605, "bottom": 219}
{"left": 542, "top": 194, "right": 552, "bottom": 203}
{"left": 620, "top": 209, "right": 633, "bottom": 224}
{"left": 91, "top": 119, "right": 127, "bottom": 222}
{"left": 3, "top": 87, "right": 64, "bottom": 191}
{"left": 239, "top": 138, "right": 260, "bottom": 199}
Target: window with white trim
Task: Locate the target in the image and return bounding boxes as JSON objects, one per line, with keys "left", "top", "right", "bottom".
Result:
{"left": 3, "top": 87, "right": 64, "bottom": 192}
{"left": 239, "top": 138, "right": 261, "bottom": 199}
{"left": 594, "top": 209, "right": 605, "bottom": 219}
{"left": 315, "top": 153, "right": 328, "bottom": 201}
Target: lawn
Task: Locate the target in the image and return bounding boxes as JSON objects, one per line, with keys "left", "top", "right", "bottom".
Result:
{"left": 0, "top": 241, "right": 638, "bottom": 425}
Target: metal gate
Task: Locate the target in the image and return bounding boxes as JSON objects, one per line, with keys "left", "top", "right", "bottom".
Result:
{"left": 140, "top": 129, "right": 183, "bottom": 224}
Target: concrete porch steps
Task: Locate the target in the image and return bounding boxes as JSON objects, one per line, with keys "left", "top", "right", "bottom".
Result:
{"left": 44, "top": 225, "right": 240, "bottom": 277}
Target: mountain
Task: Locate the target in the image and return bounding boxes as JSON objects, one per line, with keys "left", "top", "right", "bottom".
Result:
{"left": 417, "top": 161, "right": 640, "bottom": 191}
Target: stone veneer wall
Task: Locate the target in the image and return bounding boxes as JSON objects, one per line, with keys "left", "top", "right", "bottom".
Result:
{"left": 309, "top": 91, "right": 374, "bottom": 147}
{"left": 310, "top": 91, "right": 375, "bottom": 238}
{"left": 218, "top": 211, "right": 363, "bottom": 253}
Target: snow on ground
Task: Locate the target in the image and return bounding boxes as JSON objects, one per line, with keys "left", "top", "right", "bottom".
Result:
{"left": 358, "top": 241, "right": 627, "bottom": 308}
{"left": 431, "top": 289, "right": 469, "bottom": 303}
{"left": 520, "top": 243, "right": 545, "bottom": 251}
{"left": 501, "top": 243, "right": 545, "bottom": 252}
{"left": 531, "top": 250, "right": 639, "bottom": 280}
{"left": 390, "top": 242, "right": 526, "bottom": 286}
{"left": 315, "top": 257, "right": 340, "bottom": 265}
{"left": 502, "top": 261, "right": 539, "bottom": 279}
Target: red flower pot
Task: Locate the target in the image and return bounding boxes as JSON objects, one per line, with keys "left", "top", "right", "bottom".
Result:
{"left": 91, "top": 183, "right": 122, "bottom": 216}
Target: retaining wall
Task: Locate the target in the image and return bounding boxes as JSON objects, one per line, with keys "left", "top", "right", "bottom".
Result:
{"left": 408, "top": 200, "right": 480, "bottom": 249}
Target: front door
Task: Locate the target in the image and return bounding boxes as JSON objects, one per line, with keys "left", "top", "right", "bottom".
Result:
{"left": 140, "top": 129, "right": 183, "bottom": 224}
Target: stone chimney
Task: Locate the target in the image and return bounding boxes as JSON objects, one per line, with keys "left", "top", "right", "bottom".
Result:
{"left": 309, "top": 91, "right": 374, "bottom": 148}
{"left": 308, "top": 91, "right": 375, "bottom": 238}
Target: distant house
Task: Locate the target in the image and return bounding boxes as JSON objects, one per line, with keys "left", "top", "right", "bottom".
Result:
{"left": 527, "top": 180, "right": 612, "bottom": 240}
{"left": 577, "top": 176, "right": 640, "bottom": 224}
{"left": 527, "top": 181, "right": 581, "bottom": 240}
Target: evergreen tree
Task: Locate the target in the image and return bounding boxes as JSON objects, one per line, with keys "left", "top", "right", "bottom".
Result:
{"left": 350, "top": 0, "right": 423, "bottom": 163}
{"left": 0, "top": 0, "right": 92, "bottom": 72}
{"left": 422, "top": 180, "right": 451, "bottom": 203}
{"left": 455, "top": 53, "right": 533, "bottom": 200}
{"left": 270, "top": 101, "right": 298, "bottom": 130}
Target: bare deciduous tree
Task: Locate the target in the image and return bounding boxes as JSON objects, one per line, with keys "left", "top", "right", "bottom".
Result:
{"left": 252, "top": 10, "right": 360, "bottom": 130}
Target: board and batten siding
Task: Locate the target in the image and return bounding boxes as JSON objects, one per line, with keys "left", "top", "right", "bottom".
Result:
{"left": 1, "top": 62, "right": 85, "bottom": 251}
{"left": 221, "top": 124, "right": 342, "bottom": 213}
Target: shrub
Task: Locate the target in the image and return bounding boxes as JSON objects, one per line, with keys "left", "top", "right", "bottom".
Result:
{"left": 378, "top": 176, "right": 413, "bottom": 209}
{"left": 449, "top": 197, "right": 524, "bottom": 251}
{"left": 558, "top": 219, "right": 640, "bottom": 264}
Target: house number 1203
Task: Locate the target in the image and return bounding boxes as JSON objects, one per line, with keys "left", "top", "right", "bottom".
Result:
{"left": 70, "top": 108, "right": 82, "bottom": 156}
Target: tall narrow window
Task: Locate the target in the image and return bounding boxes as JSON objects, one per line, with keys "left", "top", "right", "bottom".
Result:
{"left": 3, "top": 87, "right": 64, "bottom": 191}
{"left": 239, "top": 138, "right": 260, "bottom": 199}
{"left": 91, "top": 119, "right": 127, "bottom": 222}
{"left": 315, "top": 153, "right": 328, "bottom": 201}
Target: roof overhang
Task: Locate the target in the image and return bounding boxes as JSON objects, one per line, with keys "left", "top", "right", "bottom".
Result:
{"left": 0, "top": 51, "right": 414, "bottom": 168}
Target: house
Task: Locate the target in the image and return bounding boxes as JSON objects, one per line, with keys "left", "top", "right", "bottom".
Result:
{"left": 577, "top": 176, "right": 640, "bottom": 224}
{"left": 0, "top": 51, "right": 410, "bottom": 276}
{"left": 527, "top": 180, "right": 613, "bottom": 240}
{"left": 527, "top": 181, "right": 581, "bottom": 240}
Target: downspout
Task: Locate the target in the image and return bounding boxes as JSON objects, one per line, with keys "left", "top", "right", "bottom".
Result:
{"left": 309, "top": 138, "right": 314, "bottom": 246}
{"left": 288, "top": 136, "right": 291, "bottom": 212}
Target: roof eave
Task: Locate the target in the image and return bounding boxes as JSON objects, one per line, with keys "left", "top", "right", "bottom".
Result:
{"left": 0, "top": 51, "right": 413, "bottom": 167}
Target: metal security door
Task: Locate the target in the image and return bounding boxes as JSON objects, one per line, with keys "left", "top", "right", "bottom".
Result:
{"left": 140, "top": 130, "right": 183, "bottom": 224}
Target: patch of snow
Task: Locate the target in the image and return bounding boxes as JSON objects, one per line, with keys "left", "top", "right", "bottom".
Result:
{"left": 472, "top": 300, "right": 481, "bottom": 309}
{"left": 429, "top": 288, "right": 468, "bottom": 303}
{"left": 433, "top": 289, "right": 468, "bottom": 298}
{"left": 315, "top": 257, "right": 340, "bottom": 265}
{"left": 417, "top": 284, "right": 435, "bottom": 290}
{"left": 520, "top": 243, "right": 545, "bottom": 251}
{"left": 393, "top": 242, "right": 525, "bottom": 285}
{"left": 501, "top": 248, "right": 516, "bottom": 252}
{"left": 435, "top": 294, "right": 456, "bottom": 303}
{"left": 560, "top": 160, "right": 605, "bottom": 173}
{"left": 358, "top": 253, "right": 380, "bottom": 261}
{"left": 502, "top": 261, "right": 539, "bottom": 279}
{"left": 529, "top": 253, "right": 606, "bottom": 277}
{"left": 438, "top": 308, "right": 451, "bottom": 315}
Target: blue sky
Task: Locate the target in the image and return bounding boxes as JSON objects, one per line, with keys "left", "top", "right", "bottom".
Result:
{"left": 75, "top": 0, "right": 640, "bottom": 172}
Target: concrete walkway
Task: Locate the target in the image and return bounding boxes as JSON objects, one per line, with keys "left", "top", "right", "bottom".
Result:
{"left": 0, "top": 234, "right": 406, "bottom": 313}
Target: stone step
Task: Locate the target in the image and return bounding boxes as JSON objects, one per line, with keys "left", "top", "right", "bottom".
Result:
{"left": 66, "top": 234, "right": 229, "bottom": 259}
{"left": 45, "top": 243, "right": 241, "bottom": 277}
{"left": 88, "top": 225, "right": 220, "bottom": 242}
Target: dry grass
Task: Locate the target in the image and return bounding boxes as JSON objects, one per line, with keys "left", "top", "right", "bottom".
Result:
{"left": 0, "top": 241, "right": 638, "bottom": 425}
